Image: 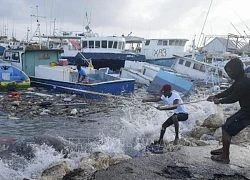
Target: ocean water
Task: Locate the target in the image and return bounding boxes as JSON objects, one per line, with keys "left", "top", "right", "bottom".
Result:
{"left": 0, "top": 85, "right": 239, "bottom": 179}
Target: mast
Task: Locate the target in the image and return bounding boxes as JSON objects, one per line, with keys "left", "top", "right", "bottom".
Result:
{"left": 197, "top": 0, "right": 213, "bottom": 48}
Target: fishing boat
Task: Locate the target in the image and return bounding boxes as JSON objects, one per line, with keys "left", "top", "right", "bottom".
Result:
{"left": 120, "top": 52, "right": 228, "bottom": 91}
{"left": 39, "top": 24, "right": 146, "bottom": 71}
{"left": 2, "top": 48, "right": 135, "bottom": 98}
{"left": 171, "top": 55, "right": 228, "bottom": 84}
{"left": 0, "top": 63, "right": 30, "bottom": 91}
{"left": 140, "top": 38, "right": 189, "bottom": 67}
{"left": 120, "top": 60, "right": 193, "bottom": 95}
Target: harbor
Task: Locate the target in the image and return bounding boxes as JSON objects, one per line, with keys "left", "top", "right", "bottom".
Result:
{"left": 1, "top": 0, "right": 250, "bottom": 179}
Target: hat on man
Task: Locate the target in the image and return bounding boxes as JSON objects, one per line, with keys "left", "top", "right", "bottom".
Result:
{"left": 161, "top": 84, "right": 172, "bottom": 92}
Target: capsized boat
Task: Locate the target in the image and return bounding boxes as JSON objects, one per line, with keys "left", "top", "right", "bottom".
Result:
{"left": 0, "top": 64, "right": 30, "bottom": 91}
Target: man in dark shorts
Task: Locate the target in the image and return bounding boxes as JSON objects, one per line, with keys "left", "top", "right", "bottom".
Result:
{"left": 207, "top": 58, "right": 250, "bottom": 164}
{"left": 142, "top": 84, "right": 189, "bottom": 145}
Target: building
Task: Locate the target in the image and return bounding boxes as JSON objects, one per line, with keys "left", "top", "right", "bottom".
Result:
{"left": 202, "top": 37, "right": 248, "bottom": 54}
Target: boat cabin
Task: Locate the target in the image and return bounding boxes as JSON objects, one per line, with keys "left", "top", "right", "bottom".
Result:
{"left": 2, "top": 49, "right": 119, "bottom": 83}
{"left": 81, "top": 36, "right": 126, "bottom": 53}
{"left": 141, "top": 39, "right": 188, "bottom": 60}
{"left": 172, "top": 55, "right": 226, "bottom": 84}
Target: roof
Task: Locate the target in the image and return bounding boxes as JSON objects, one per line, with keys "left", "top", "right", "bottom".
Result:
{"left": 124, "top": 36, "right": 145, "bottom": 43}
{"left": 146, "top": 38, "right": 189, "bottom": 41}
{"left": 25, "top": 49, "right": 64, "bottom": 53}
{"left": 204, "top": 37, "right": 247, "bottom": 50}
{"left": 36, "top": 35, "right": 82, "bottom": 40}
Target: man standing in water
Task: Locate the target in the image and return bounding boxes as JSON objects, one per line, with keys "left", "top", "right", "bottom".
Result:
{"left": 142, "top": 84, "right": 189, "bottom": 145}
{"left": 207, "top": 58, "right": 250, "bottom": 164}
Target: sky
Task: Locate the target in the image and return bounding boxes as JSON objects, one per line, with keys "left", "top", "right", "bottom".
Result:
{"left": 1, "top": 0, "right": 250, "bottom": 47}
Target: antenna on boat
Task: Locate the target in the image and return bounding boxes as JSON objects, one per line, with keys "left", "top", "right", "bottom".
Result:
{"left": 230, "top": 22, "right": 248, "bottom": 43}
{"left": 52, "top": 18, "right": 57, "bottom": 36}
{"left": 197, "top": 0, "right": 213, "bottom": 48}
{"left": 30, "top": 5, "right": 46, "bottom": 49}
{"left": 191, "top": 35, "right": 196, "bottom": 59}
{"left": 232, "top": 9, "right": 250, "bottom": 34}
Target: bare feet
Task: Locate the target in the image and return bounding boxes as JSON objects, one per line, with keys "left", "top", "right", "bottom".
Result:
{"left": 158, "top": 139, "right": 164, "bottom": 145}
{"left": 211, "top": 154, "right": 230, "bottom": 164}
{"left": 173, "top": 138, "right": 179, "bottom": 145}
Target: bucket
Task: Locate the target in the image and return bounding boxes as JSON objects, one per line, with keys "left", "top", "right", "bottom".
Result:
{"left": 50, "top": 62, "right": 57, "bottom": 67}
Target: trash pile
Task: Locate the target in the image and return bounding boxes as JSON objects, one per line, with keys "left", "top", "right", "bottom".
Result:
{"left": 0, "top": 87, "right": 120, "bottom": 120}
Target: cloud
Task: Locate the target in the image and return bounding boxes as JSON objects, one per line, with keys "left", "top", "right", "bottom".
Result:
{"left": 0, "top": 0, "right": 250, "bottom": 42}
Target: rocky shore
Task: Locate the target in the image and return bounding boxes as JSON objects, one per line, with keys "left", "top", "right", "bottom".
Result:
{"left": 94, "top": 144, "right": 250, "bottom": 180}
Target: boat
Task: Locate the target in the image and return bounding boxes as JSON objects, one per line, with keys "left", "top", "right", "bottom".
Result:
{"left": 120, "top": 60, "right": 193, "bottom": 95}
{"left": 120, "top": 61, "right": 187, "bottom": 85}
{"left": 140, "top": 38, "right": 189, "bottom": 67}
{"left": 120, "top": 52, "right": 228, "bottom": 90}
{"left": 2, "top": 48, "right": 135, "bottom": 98}
{"left": 0, "top": 63, "right": 30, "bottom": 91}
{"left": 171, "top": 55, "right": 228, "bottom": 84}
{"left": 39, "top": 24, "right": 146, "bottom": 71}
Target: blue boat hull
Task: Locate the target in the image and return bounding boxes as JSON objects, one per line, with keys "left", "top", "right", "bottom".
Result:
{"left": 0, "top": 64, "right": 30, "bottom": 91}
{"left": 62, "top": 52, "right": 146, "bottom": 71}
{"left": 147, "top": 70, "right": 194, "bottom": 95}
{"left": 30, "top": 77, "right": 135, "bottom": 98}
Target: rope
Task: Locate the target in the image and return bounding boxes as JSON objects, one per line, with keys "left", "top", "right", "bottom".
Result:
{"left": 156, "top": 98, "right": 208, "bottom": 109}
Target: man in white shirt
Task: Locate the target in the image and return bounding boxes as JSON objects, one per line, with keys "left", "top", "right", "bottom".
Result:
{"left": 142, "top": 84, "right": 189, "bottom": 145}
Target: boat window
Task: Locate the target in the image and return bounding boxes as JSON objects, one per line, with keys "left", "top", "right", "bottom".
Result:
{"left": 89, "top": 41, "right": 94, "bottom": 48}
{"left": 95, "top": 41, "right": 100, "bottom": 48}
{"left": 118, "top": 42, "right": 122, "bottom": 49}
{"left": 145, "top": 40, "right": 150, "bottom": 46}
{"left": 193, "top": 63, "right": 201, "bottom": 71}
{"left": 173, "top": 40, "right": 178, "bottom": 46}
{"left": 218, "top": 70, "right": 223, "bottom": 77}
{"left": 157, "top": 40, "right": 163, "bottom": 45}
{"left": 108, "top": 41, "right": 113, "bottom": 48}
{"left": 169, "top": 40, "right": 175, "bottom": 46}
{"left": 181, "top": 40, "right": 186, "bottom": 46}
{"left": 3, "top": 51, "right": 11, "bottom": 61}
{"left": 185, "top": 61, "right": 191, "bottom": 67}
{"left": 3, "top": 51, "right": 20, "bottom": 62}
{"left": 200, "top": 65, "right": 205, "bottom": 72}
{"left": 122, "top": 42, "right": 125, "bottom": 50}
{"left": 163, "top": 40, "right": 168, "bottom": 46}
{"left": 102, "top": 41, "right": 107, "bottom": 48}
{"left": 113, "top": 41, "right": 118, "bottom": 49}
{"left": 179, "top": 59, "right": 184, "bottom": 65}
{"left": 12, "top": 53, "right": 20, "bottom": 61}
{"left": 193, "top": 63, "right": 206, "bottom": 72}
{"left": 82, "top": 41, "right": 87, "bottom": 48}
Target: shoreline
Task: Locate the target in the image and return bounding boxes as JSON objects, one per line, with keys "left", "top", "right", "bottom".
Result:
{"left": 93, "top": 144, "right": 250, "bottom": 180}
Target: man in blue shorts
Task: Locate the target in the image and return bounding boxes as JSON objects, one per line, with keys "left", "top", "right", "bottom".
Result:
{"left": 207, "top": 58, "right": 250, "bottom": 164}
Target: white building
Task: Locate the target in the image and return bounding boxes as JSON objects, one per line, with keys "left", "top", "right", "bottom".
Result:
{"left": 202, "top": 37, "right": 247, "bottom": 54}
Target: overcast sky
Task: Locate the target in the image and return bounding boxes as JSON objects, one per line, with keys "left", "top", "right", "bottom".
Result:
{"left": 1, "top": 0, "right": 250, "bottom": 47}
